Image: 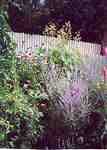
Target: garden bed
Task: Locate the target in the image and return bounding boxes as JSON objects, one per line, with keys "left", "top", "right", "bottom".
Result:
{"left": 0, "top": 8, "right": 107, "bottom": 149}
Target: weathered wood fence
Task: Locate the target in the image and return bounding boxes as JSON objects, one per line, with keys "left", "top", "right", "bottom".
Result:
{"left": 9, "top": 32, "right": 106, "bottom": 81}
{"left": 9, "top": 32, "right": 101, "bottom": 55}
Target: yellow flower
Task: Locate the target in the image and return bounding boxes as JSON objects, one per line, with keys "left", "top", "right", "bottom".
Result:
{"left": 43, "top": 56, "right": 48, "bottom": 64}
{"left": 7, "top": 94, "right": 17, "bottom": 102}
{"left": 96, "top": 82, "right": 101, "bottom": 89}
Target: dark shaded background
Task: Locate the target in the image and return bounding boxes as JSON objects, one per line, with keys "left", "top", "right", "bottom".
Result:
{"left": 2, "top": 0, "right": 107, "bottom": 43}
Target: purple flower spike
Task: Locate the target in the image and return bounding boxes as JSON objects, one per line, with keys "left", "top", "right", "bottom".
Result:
{"left": 62, "top": 80, "right": 88, "bottom": 107}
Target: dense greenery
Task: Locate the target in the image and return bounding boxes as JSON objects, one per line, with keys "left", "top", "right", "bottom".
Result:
{"left": 0, "top": 8, "right": 43, "bottom": 148}
{"left": 0, "top": 7, "right": 107, "bottom": 148}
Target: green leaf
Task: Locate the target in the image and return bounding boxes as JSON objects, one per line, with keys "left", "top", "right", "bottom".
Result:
{"left": 62, "top": 52, "right": 71, "bottom": 65}
{"left": 51, "top": 49, "right": 62, "bottom": 64}
{"left": 36, "top": 47, "right": 45, "bottom": 56}
{"left": 0, "top": 132, "right": 5, "bottom": 141}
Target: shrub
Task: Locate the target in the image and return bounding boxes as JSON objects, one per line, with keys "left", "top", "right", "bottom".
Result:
{"left": 0, "top": 8, "right": 43, "bottom": 148}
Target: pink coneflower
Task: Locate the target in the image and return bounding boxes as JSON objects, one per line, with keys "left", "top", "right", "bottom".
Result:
{"left": 101, "top": 67, "right": 107, "bottom": 81}
{"left": 100, "top": 47, "right": 107, "bottom": 58}
{"left": 16, "top": 51, "right": 36, "bottom": 63}
{"left": 23, "top": 51, "right": 33, "bottom": 60}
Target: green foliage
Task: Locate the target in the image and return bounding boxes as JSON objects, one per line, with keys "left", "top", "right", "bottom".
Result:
{"left": 49, "top": 42, "right": 82, "bottom": 71}
{"left": 0, "top": 9, "right": 43, "bottom": 148}
{"left": 0, "top": 59, "right": 43, "bottom": 148}
{"left": 0, "top": 8, "right": 9, "bottom": 31}
{"left": 0, "top": 7, "right": 12, "bottom": 55}
{"left": 36, "top": 47, "right": 45, "bottom": 56}
{"left": 0, "top": 7, "right": 107, "bottom": 148}
{"left": 0, "top": 54, "right": 43, "bottom": 148}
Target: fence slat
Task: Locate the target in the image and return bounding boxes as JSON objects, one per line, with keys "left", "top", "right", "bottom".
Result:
{"left": 9, "top": 32, "right": 106, "bottom": 81}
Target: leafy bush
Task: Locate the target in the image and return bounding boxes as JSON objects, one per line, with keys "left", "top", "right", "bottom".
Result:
{"left": 0, "top": 8, "right": 43, "bottom": 148}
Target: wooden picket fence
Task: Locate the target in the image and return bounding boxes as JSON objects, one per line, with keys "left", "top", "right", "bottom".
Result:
{"left": 9, "top": 32, "right": 106, "bottom": 81}
{"left": 9, "top": 32, "right": 101, "bottom": 55}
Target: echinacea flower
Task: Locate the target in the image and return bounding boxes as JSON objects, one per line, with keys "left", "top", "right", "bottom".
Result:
{"left": 100, "top": 47, "right": 107, "bottom": 58}
{"left": 101, "top": 67, "right": 107, "bottom": 81}
{"left": 16, "top": 50, "right": 36, "bottom": 63}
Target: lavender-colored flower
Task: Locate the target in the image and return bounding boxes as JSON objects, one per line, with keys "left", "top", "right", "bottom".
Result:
{"left": 62, "top": 79, "right": 88, "bottom": 107}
